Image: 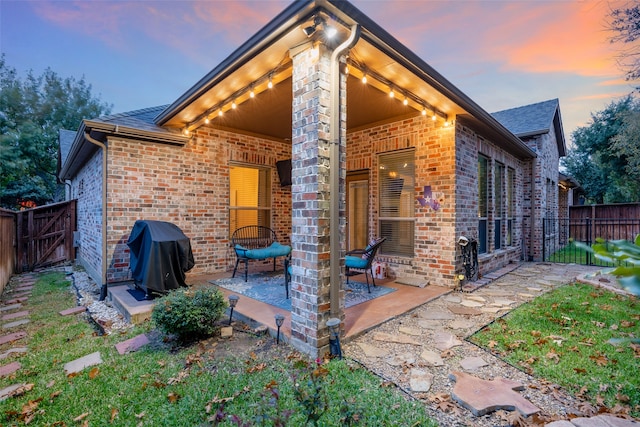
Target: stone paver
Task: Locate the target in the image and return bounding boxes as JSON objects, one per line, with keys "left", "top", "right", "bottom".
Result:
{"left": 0, "top": 361, "right": 21, "bottom": 377}
{"left": 59, "top": 306, "right": 87, "bottom": 316}
{"left": 386, "top": 352, "right": 415, "bottom": 366}
{"left": 420, "top": 349, "right": 444, "bottom": 366}
{"left": 450, "top": 371, "right": 540, "bottom": 416}
{"left": 64, "top": 352, "right": 102, "bottom": 375}
{"left": 0, "top": 347, "right": 28, "bottom": 359}
{"left": 0, "top": 383, "right": 30, "bottom": 401}
{"left": 115, "top": 334, "right": 150, "bottom": 355}
{"left": 409, "top": 368, "right": 433, "bottom": 392}
{"left": 448, "top": 305, "right": 482, "bottom": 316}
{"left": 356, "top": 343, "right": 389, "bottom": 358}
{"left": 432, "top": 332, "right": 463, "bottom": 351}
{"left": 459, "top": 356, "right": 489, "bottom": 371}
{"left": 2, "top": 318, "right": 30, "bottom": 329}
{"left": 0, "top": 331, "right": 27, "bottom": 345}
{"left": 373, "top": 332, "right": 421, "bottom": 345}
{"left": 571, "top": 415, "right": 639, "bottom": 427}
{"left": 0, "top": 303, "right": 22, "bottom": 312}
{"left": 546, "top": 422, "right": 579, "bottom": 427}
{"left": 1, "top": 310, "right": 29, "bottom": 321}
{"left": 3, "top": 297, "right": 28, "bottom": 305}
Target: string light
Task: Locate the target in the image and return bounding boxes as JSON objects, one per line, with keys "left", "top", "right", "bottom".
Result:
{"left": 186, "top": 55, "right": 451, "bottom": 131}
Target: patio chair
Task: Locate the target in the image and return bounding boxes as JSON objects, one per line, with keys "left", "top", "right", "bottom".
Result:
{"left": 231, "top": 225, "right": 291, "bottom": 282}
{"left": 345, "top": 237, "right": 386, "bottom": 293}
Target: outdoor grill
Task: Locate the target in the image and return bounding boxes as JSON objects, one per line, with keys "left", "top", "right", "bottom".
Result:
{"left": 126, "top": 220, "right": 195, "bottom": 297}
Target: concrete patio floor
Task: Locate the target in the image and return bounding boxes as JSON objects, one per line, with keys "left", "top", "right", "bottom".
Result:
{"left": 188, "top": 269, "right": 451, "bottom": 343}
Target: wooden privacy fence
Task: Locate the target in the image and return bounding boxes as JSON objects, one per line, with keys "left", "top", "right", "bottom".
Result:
{"left": 569, "top": 203, "right": 640, "bottom": 241}
{"left": 16, "top": 200, "right": 77, "bottom": 273}
{"left": 0, "top": 208, "right": 17, "bottom": 294}
{"left": 543, "top": 203, "right": 640, "bottom": 265}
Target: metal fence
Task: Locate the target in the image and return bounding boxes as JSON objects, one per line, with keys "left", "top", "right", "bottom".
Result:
{"left": 543, "top": 217, "right": 640, "bottom": 266}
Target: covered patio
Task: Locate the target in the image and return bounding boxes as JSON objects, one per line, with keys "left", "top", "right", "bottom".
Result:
{"left": 191, "top": 269, "right": 450, "bottom": 342}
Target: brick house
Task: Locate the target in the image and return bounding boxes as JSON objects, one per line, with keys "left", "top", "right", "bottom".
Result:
{"left": 59, "top": 0, "right": 565, "bottom": 356}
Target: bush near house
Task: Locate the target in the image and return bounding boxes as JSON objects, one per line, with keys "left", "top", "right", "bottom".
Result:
{"left": 151, "top": 287, "right": 227, "bottom": 342}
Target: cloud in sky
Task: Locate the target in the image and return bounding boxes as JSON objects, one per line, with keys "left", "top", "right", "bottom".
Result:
{"left": 6, "top": 0, "right": 637, "bottom": 137}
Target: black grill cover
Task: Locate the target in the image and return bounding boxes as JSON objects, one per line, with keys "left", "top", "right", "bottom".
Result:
{"left": 127, "top": 220, "right": 195, "bottom": 294}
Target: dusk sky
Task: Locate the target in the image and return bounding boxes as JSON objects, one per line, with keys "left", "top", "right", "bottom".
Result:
{"left": 1, "top": 0, "right": 637, "bottom": 144}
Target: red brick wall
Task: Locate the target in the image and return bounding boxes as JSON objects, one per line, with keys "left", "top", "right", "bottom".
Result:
{"left": 102, "top": 129, "right": 291, "bottom": 283}
{"left": 347, "top": 117, "right": 528, "bottom": 286}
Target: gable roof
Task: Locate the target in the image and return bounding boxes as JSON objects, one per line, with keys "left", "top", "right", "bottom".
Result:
{"left": 491, "top": 99, "right": 566, "bottom": 156}
{"left": 154, "top": 0, "right": 536, "bottom": 159}
{"left": 58, "top": 129, "right": 76, "bottom": 167}
{"left": 59, "top": 106, "right": 188, "bottom": 181}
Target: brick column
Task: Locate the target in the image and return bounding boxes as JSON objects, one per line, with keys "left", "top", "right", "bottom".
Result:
{"left": 289, "top": 41, "right": 345, "bottom": 357}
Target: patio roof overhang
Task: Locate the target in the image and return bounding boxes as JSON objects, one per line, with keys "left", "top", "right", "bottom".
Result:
{"left": 155, "top": 0, "right": 536, "bottom": 160}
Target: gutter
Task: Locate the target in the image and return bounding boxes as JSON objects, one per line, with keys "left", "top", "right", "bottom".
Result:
{"left": 330, "top": 24, "right": 361, "bottom": 317}
{"left": 83, "top": 131, "right": 109, "bottom": 300}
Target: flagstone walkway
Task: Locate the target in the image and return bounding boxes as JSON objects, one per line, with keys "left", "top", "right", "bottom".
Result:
{"left": 343, "top": 262, "right": 638, "bottom": 427}
{"left": 1, "top": 263, "right": 638, "bottom": 426}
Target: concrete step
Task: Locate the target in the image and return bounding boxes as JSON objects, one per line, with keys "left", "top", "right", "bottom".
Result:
{"left": 107, "top": 285, "right": 155, "bottom": 324}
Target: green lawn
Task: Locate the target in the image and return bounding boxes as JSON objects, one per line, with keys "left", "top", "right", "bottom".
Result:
{"left": 470, "top": 282, "right": 640, "bottom": 416}
{"left": 1, "top": 272, "right": 436, "bottom": 426}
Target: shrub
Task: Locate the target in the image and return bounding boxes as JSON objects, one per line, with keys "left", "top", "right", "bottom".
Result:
{"left": 151, "top": 287, "right": 227, "bottom": 342}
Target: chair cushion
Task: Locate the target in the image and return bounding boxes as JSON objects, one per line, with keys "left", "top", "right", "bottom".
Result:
{"left": 235, "top": 242, "right": 291, "bottom": 259}
{"left": 345, "top": 255, "right": 368, "bottom": 269}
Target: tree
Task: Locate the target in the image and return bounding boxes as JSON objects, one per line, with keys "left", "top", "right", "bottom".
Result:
{"left": 561, "top": 96, "right": 640, "bottom": 204}
{"left": 609, "top": 3, "right": 640, "bottom": 84}
{"left": 0, "top": 56, "right": 112, "bottom": 209}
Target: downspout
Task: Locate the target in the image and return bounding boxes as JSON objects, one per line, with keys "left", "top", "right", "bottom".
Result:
{"left": 84, "top": 131, "right": 109, "bottom": 300}
{"left": 330, "top": 24, "right": 361, "bottom": 316}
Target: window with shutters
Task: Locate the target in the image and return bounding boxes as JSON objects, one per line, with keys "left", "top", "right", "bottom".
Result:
{"left": 378, "top": 150, "right": 414, "bottom": 257}
{"left": 507, "top": 167, "right": 515, "bottom": 246}
{"left": 229, "top": 164, "right": 271, "bottom": 236}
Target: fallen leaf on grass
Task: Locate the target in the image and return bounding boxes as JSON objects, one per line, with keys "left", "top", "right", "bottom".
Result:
{"left": 73, "top": 412, "right": 89, "bottom": 421}
{"left": 167, "top": 370, "right": 190, "bottom": 385}
{"left": 578, "top": 401, "right": 598, "bottom": 416}
{"left": 205, "top": 387, "right": 251, "bottom": 412}
{"left": 135, "top": 412, "right": 145, "bottom": 419}
{"left": 546, "top": 350, "right": 560, "bottom": 363}
{"left": 246, "top": 362, "right": 267, "bottom": 373}
{"left": 110, "top": 407, "right": 119, "bottom": 423}
{"left": 7, "top": 383, "right": 34, "bottom": 399}
{"left": 88, "top": 367, "right": 99, "bottom": 379}
{"left": 589, "top": 353, "right": 609, "bottom": 366}
{"left": 167, "top": 392, "right": 181, "bottom": 403}
{"left": 573, "top": 367, "right": 587, "bottom": 374}
{"left": 616, "top": 393, "right": 630, "bottom": 403}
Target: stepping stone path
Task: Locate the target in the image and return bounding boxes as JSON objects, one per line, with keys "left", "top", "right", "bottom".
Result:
{"left": 0, "top": 273, "right": 36, "bottom": 391}
{"left": 343, "top": 262, "right": 627, "bottom": 425}
{"left": 0, "top": 268, "right": 159, "bottom": 406}
{"left": 449, "top": 370, "right": 540, "bottom": 416}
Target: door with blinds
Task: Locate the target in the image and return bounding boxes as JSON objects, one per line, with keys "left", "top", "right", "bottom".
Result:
{"left": 346, "top": 171, "right": 369, "bottom": 252}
